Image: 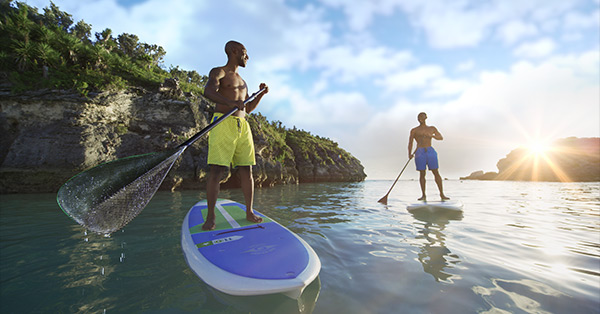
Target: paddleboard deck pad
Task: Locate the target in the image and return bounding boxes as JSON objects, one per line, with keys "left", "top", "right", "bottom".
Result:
{"left": 407, "top": 200, "right": 464, "bottom": 211}
{"left": 181, "top": 199, "right": 320, "bottom": 299}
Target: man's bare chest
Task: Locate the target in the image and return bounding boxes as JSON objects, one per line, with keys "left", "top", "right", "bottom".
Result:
{"left": 414, "top": 126, "right": 434, "bottom": 136}
{"left": 220, "top": 73, "right": 246, "bottom": 90}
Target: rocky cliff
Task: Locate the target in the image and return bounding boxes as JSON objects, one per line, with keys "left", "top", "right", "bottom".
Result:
{"left": 460, "top": 137, "right": 600, "bottom": 182}
{"left": 0, "top": 87, "right": 366, "bottom": 193}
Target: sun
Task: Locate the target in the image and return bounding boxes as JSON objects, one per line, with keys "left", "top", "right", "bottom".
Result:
{"left": 527, "top": 141, "right": 551, "bottom": 156}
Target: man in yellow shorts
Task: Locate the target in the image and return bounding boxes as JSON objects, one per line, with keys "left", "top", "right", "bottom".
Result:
{"left": 201, "top": 40, "right": 269, "bottom": 230}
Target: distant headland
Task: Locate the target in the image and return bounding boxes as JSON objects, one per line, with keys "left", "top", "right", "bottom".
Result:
{"left": 461, "top": 137, "right": 600, "bottom": 182}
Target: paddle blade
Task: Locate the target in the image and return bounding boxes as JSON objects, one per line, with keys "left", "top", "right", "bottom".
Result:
{"left": 378, "top": 195, "right": 388, "bottom": 205}
{"left": 57, "top": 148, "right": 184, "bottom": 235}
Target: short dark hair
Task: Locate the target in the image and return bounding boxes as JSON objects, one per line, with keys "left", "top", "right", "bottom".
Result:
{"left": 225, "top": 40, "right": 243, "bottom": 56}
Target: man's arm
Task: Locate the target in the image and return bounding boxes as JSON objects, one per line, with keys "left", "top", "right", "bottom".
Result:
{"left": 244, "top": 83, "right": 269, "bottom": 113}
{"left": 432, "top": 127, "right": 443, "bottom": 141}
{"left": 408, "top": 129, "right": 415, "bottom": 158}
{"left": 203, "top": 68, "right": 243, "bottom": 110}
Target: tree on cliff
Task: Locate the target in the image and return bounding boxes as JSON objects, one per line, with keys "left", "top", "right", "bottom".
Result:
{"left": 0, "top": 1, "right": 204, "bottom": 95}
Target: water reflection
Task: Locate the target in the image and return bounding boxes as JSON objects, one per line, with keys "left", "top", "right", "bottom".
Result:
{"left": 409, "top": 207, "right": 463, "bottom": 282}
{"left": 253, "top": 183, "right": 356, "bottom": 236}
{"left": 208, "top": 276, "right": 321, "bottom": 314}
{"left": 56, "top": 228, "right": 121, "bottom": 312}
{"left": 472, "top": 278, "right": 598, "bottom": 313}
{"left": 52, "top": 191, "right": 203, "bottom": 313}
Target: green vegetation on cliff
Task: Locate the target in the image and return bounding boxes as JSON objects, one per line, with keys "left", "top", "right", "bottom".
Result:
{"left": 248, "top": 113, "right": 355, "bottom": 168}
{"left": 247, "top": 113, "right": 294, "bottom": 164}
{"left": 285, "top": 129, "right": 353, "bottom": 166}
{"left": 248, "top": 113, "right": 366, "bottom": 183}
{"left": 0, "top": 1, "right": 207, "bottom": 95}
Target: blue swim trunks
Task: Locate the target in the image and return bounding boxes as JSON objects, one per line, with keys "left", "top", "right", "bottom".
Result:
{"left": 415, "top": 147, "right": 439, "bottom": 171}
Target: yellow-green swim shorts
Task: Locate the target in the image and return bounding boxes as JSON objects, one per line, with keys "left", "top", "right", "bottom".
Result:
{"left": 207, "top": 113, "right": 255, "bottom": 168}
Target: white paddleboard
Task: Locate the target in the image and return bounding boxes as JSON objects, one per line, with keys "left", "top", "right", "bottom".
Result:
{"left": 181, "top": 199, "right": 321, "bottom": 299}
{"left": 407, "top": 200, "right": 464, "bottom": 212}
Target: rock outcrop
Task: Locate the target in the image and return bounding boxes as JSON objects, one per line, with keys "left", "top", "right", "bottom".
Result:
{"left": 460, "top": 137, "right": 600, "bottom": 182}
{"left": 459, "top": 170, "right": 499, "bottom": 181}
{"left": 0, "top": 87, "right": 366, "bottom": 193}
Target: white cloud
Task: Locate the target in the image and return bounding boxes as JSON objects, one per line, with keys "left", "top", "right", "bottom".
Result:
{"left": 497, "top": 20, "right": 539, "bottom": 44}
{"left": 270, "top": 4, "right": 333, "bottom": 71}
{"left": 320, "top": 0, "right": 506, "bottom": 47}
{"left": 458, "top": 51, "right": 599, "bottom": 140}
{"left": 513, "top": 38, "right": 556, "bottom": 58}
{"left": 424, "top": 78, "right": 473, "bottom": 98}
{"left": 377, "top": 65, "right": 444, "bottom": 93}
{"left": 286, "top": 91, "right": 372, "bottom": 131}
{"left": 456, "top": 60, "right": 475, "bottom": 72}
{"left": 405, "top": 1, "right": 503, "bottom": 48}
{"left": 169, "top": 1, "right": 334, "bottom": 75}
{"left": 317, "top": 0, "right": 589, "bottom": 49}
{"left": 318, "top": 0, "right": 402, "bottom": 31}
{"left": 564, "top": 9, "right": 600, "bottom": 29}
{"left": 313, "top": 46, "right": 414, "bottom": 82}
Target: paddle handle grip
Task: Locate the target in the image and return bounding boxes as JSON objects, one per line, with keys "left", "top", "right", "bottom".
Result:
{"left": 178, "top": 88, "right": 267, "bottom": 148}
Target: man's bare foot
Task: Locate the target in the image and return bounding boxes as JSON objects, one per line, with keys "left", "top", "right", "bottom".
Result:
{"left": 202, "top": 217, "right": 216, "bottom": 230}
{"left": 441, "top": 195, "right": 450, "bottom": 201}
{"left": 246, "top": 212, "right": 263, "bottom": 224}
{"left": 418, "top": 196, "right": 427, "bottom": 201}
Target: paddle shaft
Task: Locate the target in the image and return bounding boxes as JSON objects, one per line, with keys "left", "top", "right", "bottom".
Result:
{"left": 178, "top": 88, "right": 266, "bottom": 148}
{"left": 379, "top": 156, "right": 413, "bottom": 203}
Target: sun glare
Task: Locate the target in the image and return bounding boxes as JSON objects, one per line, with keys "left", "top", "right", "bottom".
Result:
{"left": 527, "top": 142, "right": 551, "bottom": 156}
{"left": 496, "top": 135, "right": 573, "bottom": 182}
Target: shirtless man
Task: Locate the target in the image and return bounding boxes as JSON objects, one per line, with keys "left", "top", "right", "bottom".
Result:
{"left": 408, "top": 112, "right": 449, "bottom": 201}
{"left": 201, "top": 40, "right": 269, "bottom": 230}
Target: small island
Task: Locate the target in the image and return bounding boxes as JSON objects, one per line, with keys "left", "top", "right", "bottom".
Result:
{"left": 461, "top": 137, "right": 600, "bottom": 182}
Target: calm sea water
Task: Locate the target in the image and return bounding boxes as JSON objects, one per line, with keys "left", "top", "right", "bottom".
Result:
{"left": 1, "top": 180, "right": 599, "bottom": 313}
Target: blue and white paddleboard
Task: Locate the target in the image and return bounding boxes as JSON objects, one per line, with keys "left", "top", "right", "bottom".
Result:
{"left": 181, "top": 199, "right": 321, "bottom": 299}
{"left": 407, "top": 200, "right": 464, "bottom": 212}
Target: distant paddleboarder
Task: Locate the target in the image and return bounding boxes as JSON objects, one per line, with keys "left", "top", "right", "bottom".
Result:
{"left": 408, "top": 112, "right": 450, "bottom": 201}
{"left": 202, "top": 40, "right": 269, "bottom": 230}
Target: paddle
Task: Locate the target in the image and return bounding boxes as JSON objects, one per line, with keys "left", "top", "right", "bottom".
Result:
{"left": 57, "top": 88, "right": 266, "bottom": 235}
{"left": 377, "top": 156, "right": 413, "bottom": 205}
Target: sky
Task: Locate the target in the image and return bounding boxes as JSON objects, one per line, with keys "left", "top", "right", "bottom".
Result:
{"left": 23, "top": 0, "right": 600, "bottom": 179}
